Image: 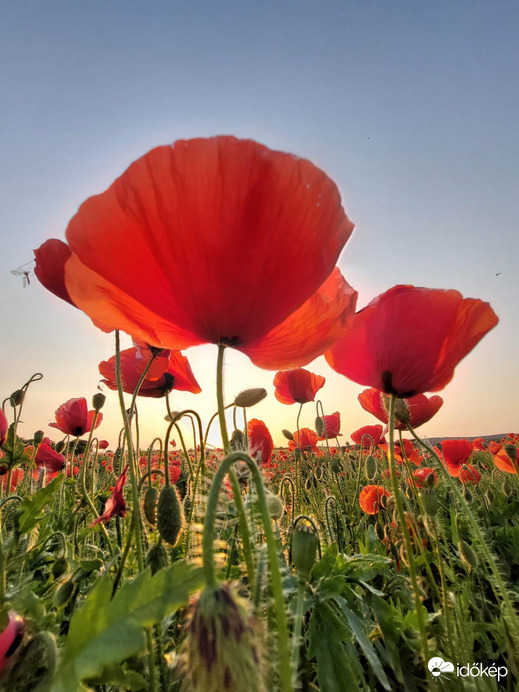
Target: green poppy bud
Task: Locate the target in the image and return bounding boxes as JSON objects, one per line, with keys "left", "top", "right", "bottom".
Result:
{"left": 291, "top": 524, "right": 318, "bottom": 581}
{"left": 10, "top": 390, "right": 25, "bottom": 406}
{"left": 147, "top": 543, "right": 169, "bottom": 575}
{"left": 282, "top": 429, "right": 294, "bottom": 441}
{"left": 157, "top": 485, "right": 184, "bottom": 546}
{"left": 503, "top": 479, "right": 512, "bottom": 496}
{"left": 463, "top": 488, "right": 472, "bottom": 502}
{"left": 315, "top": 416, "right": 325, "bottom": 438}
{"left": 233, "top": 388, "right": 267, "bottom": 408}
{"left": 294, "top": 447, "right": 301, "bottom": 459}
{"left": 459, "top": 539, "right": 478, "bottom": 571}
{"left": 365, "top": 454, "right": 377, "bottom": 480}
{"left": 33, "top": 430, "right": 45, "bottom": 446}
{"left": 92, "top": 392, "right": 106, "bottom": 412}
{"left": 485, "top": 489, "right": 494, "bottom": 504}
{"left": 375, "top": 521, "right": 385, "bottom": 541}
{"left": 265, "top": 491, "right": 283, "bottom": 520}
{"left": 143, "top": 486, "right": 159, "bottom": 526}
{"left": 53, "top": 578, "right": 75, "bottom": 607}
{"left": 55, "top": 440, "right": 65, "bottom": 454}
{"left": 420, "top": 490, "right": 439, "bottom": 516}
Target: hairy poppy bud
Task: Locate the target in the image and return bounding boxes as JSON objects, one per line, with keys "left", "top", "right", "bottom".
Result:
{"left": 233, "top": 388, "right": 267, "bottom": 408}
{"left": 266, "top": 491, "right": 283, "bottom": 520}
{"left": 386, "top": 495, "right": 396, "bottom": 511}
{"left": 55, "top": 440, "right": 65, "bottom": 454}
{"left": 143, "top": 486, "right": 159, "bottom": 526}
{"left": 147, "top": 543, "right": 169, "bottom": 575}
{"left": 420, "top": 490, "right": 439, "bottom": 516}
{"left": 365, "top": 454, "right": 377, "bottom": 480}
{"left": 33, "top": 430, "right": 45, "bottom": 446}
{"left": 291, "top": 524, "right": 318, "bottom": 581}
{"left": 183, "top": 583, "right": 264, "bottom": 692}
{"left": 230, "top": 429, "right": 246, "bottom": 451}
{"left": 382, "top": 395, "right": 410, "bottom": 424}
{"left": 53, "top": 578, "right": 75, "bottom": 607}
{"left": 281, "top": 429, "right": 294, "bottom": 441}
{"left": 92, "top": 393, "right": 106, "bottom": 412}
{"left": 459, "top": 539, "right": 478, "bottom": 571}
{"left": 157, "top": 485, "right": 184, "bottom": 546}
{"left": 375, "top": 521, "right": 385, "bottom": 541}
{"left": 485, "top": 489, "right": 495, "bottom": 504}
{"left": 10, "top": 390, "right": 25, "bottom": 406}
{"left": 379, "top": 493, "right": 388, "bottom": 509}
{"left": 503, "top": 479, "right": 512, "bottom": 496}
{"left": 293, "top": 447, "right": 301, "bottom": 459}
{"left": 315, "top": 416, "right": 325, "bottom": 437}
{"left": 51, "top": 557, "right": 69, "bottom": 579}
{"left": 424, "top": 472, "right": 436, "bottom": 488}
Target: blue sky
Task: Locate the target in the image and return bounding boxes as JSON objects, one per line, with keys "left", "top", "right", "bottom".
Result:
{"left": 1, "top": 1, "right": 518, "bottom": 447}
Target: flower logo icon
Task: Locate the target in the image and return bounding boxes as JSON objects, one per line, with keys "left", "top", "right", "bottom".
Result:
{"left": 428, "top": 657, "right": 454, "bottom": 681}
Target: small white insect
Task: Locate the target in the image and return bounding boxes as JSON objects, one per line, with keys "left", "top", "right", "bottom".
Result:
{"left": 10, "top": 268, "right": 31, "bottom": 287}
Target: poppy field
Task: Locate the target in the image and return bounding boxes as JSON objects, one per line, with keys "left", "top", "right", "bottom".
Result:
{"left": 1, "top": 137, "right": 518, "bottom": 691}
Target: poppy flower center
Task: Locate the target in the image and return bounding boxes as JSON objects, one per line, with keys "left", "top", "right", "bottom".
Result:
{"left": 382, "top": 371, "right": 418, "bottom": 398}
{"left": 219, "top": 336, "right": 241, "bottom": 347}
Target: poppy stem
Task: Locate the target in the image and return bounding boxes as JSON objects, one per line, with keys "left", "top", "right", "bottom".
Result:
{"left": 216, "top": 345, "right": 230, "bottom": 453}
{"left": 387, "top": 395, "right": 430, "bottom": 670}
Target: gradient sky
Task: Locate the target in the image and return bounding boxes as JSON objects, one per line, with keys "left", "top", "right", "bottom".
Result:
{"left": 1, "top": 1, "right": 518, "bottom": 449}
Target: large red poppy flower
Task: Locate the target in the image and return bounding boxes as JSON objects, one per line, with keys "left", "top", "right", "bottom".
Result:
{"left": 49, "top": 397, "right": 103, "bottom": 437}
{"left": 459, "top": 464, "right": 482, "bottom": 484}
{"left": 248, "top": 419, "right": 274, "bottom": 468}
{"left": 288, "top": 428, "right": 319, "bottom": 453}
{"left": 350, "top": 424, "right": 384, "bottom": 448}
{"left": 358, "top": 388, "right": 443, "bottom": 430}
{"left": 317, "top": 411, "right": 341, "bottom": 439}
{"left": 35, "top": 443, "right": 65, "bottom": 473}
{"left": 56, "top": 137, "right": 356, "bottom": 370}
{"left": 34, "top": 239, "right": 75, "bottom": 306}
{"left": 436, "top": 439, "right": 473, "bottom": 477}
{"left": 273, "top": 368, "right": 325, "bottom": 405}
{"left": 359, "top": 485, "right": 390, "bottom": 514}
{"left": 91, "top": 464, "right": 129, "bottom": 525}
{"left": 412, "top": 467, "right": 437, "bottom": 488}
{"left": 99, "top": 345, "right": 201, "bottom": 398}
{"left": 0, "top": 409, "right": 8, "bottom": 447}
{"left": 326, "top": 285, "right": 498, "bottom": 397}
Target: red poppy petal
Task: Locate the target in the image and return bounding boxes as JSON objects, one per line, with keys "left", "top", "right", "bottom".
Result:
{"left": 244, "top": 268, "right": 357, "bottom": 369}
{"left": 34, "top": 239, "right": 75, "bottom": 306}
{"left": 65, "top": 138, "right": 354, "bottom": 351}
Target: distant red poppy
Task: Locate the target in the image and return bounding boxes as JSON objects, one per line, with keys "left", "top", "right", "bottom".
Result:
{"left": 459, "top": 464, "right": 482, "bottom": 484}
{"left": 98, "top": 440, "right": 110, "bottom": 450}
{"left": 436, "top": 439, "right": 473, "bottom": 477}
{"left": 358, "top": 389, "right": 443, "bottom": 430}
{"left": 359, "top": 485, "right": 390, "bottom": 514}
{"left": 381, "top": 438, "right": 422, "bottom": 465}
{"left": 169, "top": 459, "right": 182, "bottom": 484}
{"left": 487, "top": 441, "right": 503, "bottom": 455}
{"left": 412, "top": 467, "right": 437, "bottom": 488}
{"left": 248, "top": 419, "right": 274, "bottom": 468}
{"left": 493, "top": 447, "right": 518, "bottom": 475}
{"left": 1, "top": 468, "right": 24, "bottom": 493}
{"left": 351, "top": 424, "right": 384, "bottom": 448}
{"left": 472, "top": 438, "right": 487, "bottom": 451}
{"left": 288, "top": 428, "right": 319, "bottom": 453}
{"left": 35, "top": 443, "right": 65, "bottom": 473}
{"left": 0, "top": 409, "right": 8, "bottom": 447}
{"left": 91, "top": 464, "right": 129, "bottom": 525}
{"left": 273, "top": 368, "right": 325, "bottom": 405}
{"left": 326, "top": 286, "right": 498, "bottom": 397}
{"left": 34, "top": 239, "right": 75, "bottom": 306}
{"left": 58, "top": 137, "right": 356, "bottom": 370}
{"left": 317, "top": 412, "right": 341, "bottom": 439}
{"left": 99, "top": 345, "right": 201, "bottom": 398}
{"left": 49, "top": 397, "right": 103, "bottom": 437}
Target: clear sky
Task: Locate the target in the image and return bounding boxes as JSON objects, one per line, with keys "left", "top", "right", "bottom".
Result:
{"left": 1, "top": 1, "right": 518, "bottom": 449}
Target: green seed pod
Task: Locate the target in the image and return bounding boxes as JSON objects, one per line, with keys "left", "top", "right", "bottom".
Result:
{"left": 375, "top": 521, "right": 385, "bottom": 541}
{"left": 33, "top": 430, "right": 45, "bottom": 446}
{"left": 51, "top": 557, "right": 69, "bottom": 579}
{"left": 365, "top": 455, "right": 377, "bottom": 480}
{"left": 183, "top": 583, "right": 265, "bottom": 692}
{"left": 147, "top": 543, "right": 169, "bottom": 575}
{"left": 503, "top": 479, "right": 512, "bottom": 496}
{"left": 389, "top": 542, "right": 400, "bottom": 564}
{"left": 459, "top": 539, "right": 478, "bottom": 571}
{"left": 420, "top": 490, "right": 439, "bottom": 517}
{"left": 53, "top": 578, "right": 75, "bottom": 607}
{"left": 291, "top": 525, "right": 318, "bottom": 581}
{"left": 92, "top": 392, "right": 106, "bottom": 412}
{"left": 157, "top": 485, "right": 184, "bottom": 546}
{"left": 266, "top": 492, "right": 283, "bottom": 520}
{"left": 143, "top": 486, "right": 159, "bottom": 526}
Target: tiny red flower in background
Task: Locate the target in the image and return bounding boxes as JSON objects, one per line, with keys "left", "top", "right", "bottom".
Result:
{"left": 248, "top": 419, "right": 274, "bottom": 468}
{"left": 99, "top": 440, "right": 110, "bottom": 450}
{"left": 358, "top": 388, "right": 443, "bottom": 430}
{"left": 99, "top": 345, "right": 201, "bottom": 398}
{"left": 273, "top": 368, "right": 325, "bottom": 405}
{"left": 34, "top": 238, "right": 76, "bottom": 306}
{"left": 326, "top": 285, "right": 498, "bottom": 397}
{"left": 49, "top": 397, "right": 103, "bottom": 436}
{"left": 436, "top": 439, "right": 473, "bottom": 477}
{"left": 59, "top": 137, "right": 356, "bottom": 370}
{"left": 288, "top": 428, "right": 319, "bottom": 453}
{"left": 412, "top": 467, "right": 437, "bottom": 488}
{"left": 459, "top": 465, "right": 482, "bottom": 484}
{"left": 1, "top": 468, "right": 24, "bottom": 493}
{"left": 359, "top": 485, "right": 390, "bottom": 514}
{"left": 350, "top": 424, "right": 384, "bottom": 448}
{"left": 381, "top": 438, "right": 421, "bottom": 465}
{"left": 487, "top": 441, "right": 503, "bottom": 455}
{"left": 317, "top": 412, "right": 341, "bottom": 439}
{"left": 91, "top": 465, "right": 129, "bottom": 525}
{"left": 35, "top": 443, "right": 65, "bottom": 473}
{"left": 0, "top": 409, "right": 8, "bottom": 447}
{"left": 472, "top": 437, "right": 487, "bottom": 451}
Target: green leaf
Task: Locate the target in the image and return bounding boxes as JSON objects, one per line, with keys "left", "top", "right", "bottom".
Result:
{"left": 16, "top": 476, "right": 64, "bottom": 534}
{"left": 51, "top": 560, "right": 203, "bottom": 692}
{"left": 311, "top": 542, "right": 338, "bottom": 580}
